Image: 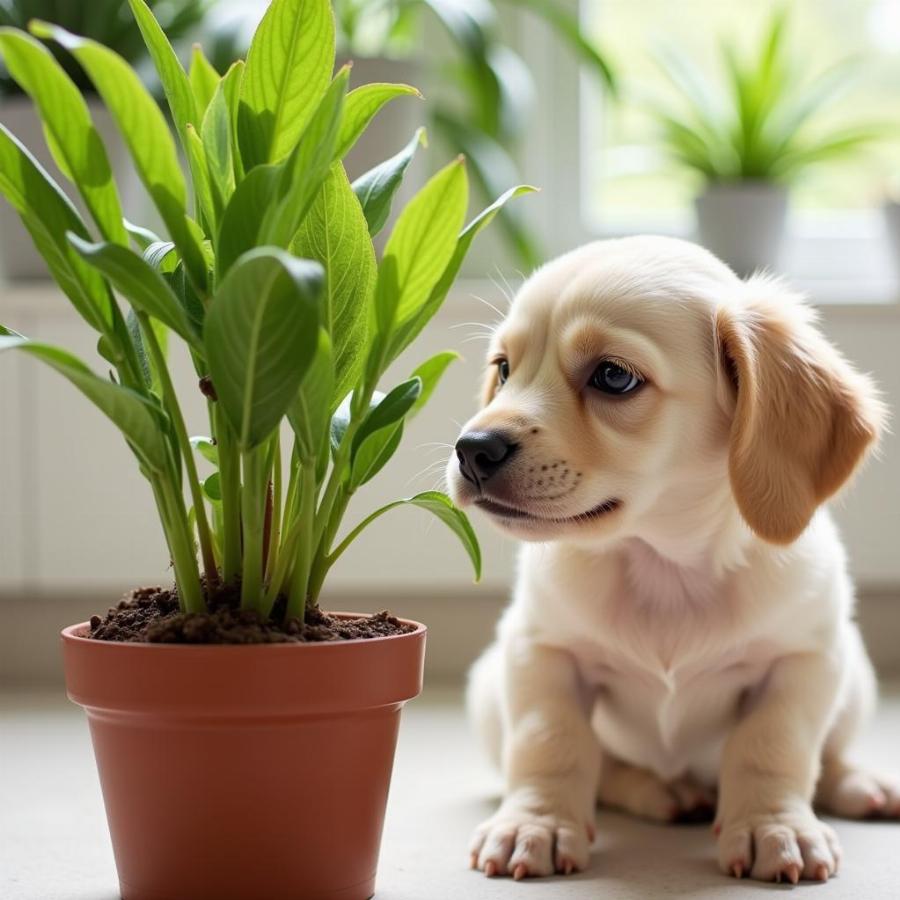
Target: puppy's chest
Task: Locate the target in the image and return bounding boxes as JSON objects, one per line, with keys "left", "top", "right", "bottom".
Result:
{"left": 562, "top": 564, "right": 776, "bottom": 777}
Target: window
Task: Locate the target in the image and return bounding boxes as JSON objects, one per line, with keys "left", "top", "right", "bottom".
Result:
{"left": 517, "top": 0, "right": 900, "bottom": 298}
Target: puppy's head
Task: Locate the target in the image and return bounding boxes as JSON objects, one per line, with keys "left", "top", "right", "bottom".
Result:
{"left": 447, "top": 236, "right": 884, "bottom": 546}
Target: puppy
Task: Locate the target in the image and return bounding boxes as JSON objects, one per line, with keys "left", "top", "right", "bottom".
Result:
{"left": 447, "top": 236, "right": 896, "bottom": 884}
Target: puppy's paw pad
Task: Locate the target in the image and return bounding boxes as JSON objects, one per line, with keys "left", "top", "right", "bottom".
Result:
{"left": 820, "top": 767, "right": 900, "bottom": 819}
{"left": 470, "top": 811, "right": 591, "bottom": 879}
{"left": 717, "top": 813, "right": 839, "bottom": 884}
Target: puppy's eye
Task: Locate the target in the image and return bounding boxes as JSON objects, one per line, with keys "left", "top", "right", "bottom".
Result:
{"left": 496, "top": 358, "right": 510, "bottom": 386}
{"left": 589, "top": 360, "right": 642, "bottom": 395}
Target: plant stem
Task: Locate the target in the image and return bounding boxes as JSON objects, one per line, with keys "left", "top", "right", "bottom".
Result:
{"left": 157, "top": 474, "right": 206, "bottom": 613}
{"left": 214, "top": 405, "right": 242, "bottom": 584}
{"left": 284, "top": 461, "right": 317, "bottom": 622}
{"left": 264, "top": 431, "right": 281, "bottom": 580}
{"left": 240, "top": 446, "right": 267, "bottom": 610}
{"left": 139, "top": 314, "right": 219, "bottom": 589}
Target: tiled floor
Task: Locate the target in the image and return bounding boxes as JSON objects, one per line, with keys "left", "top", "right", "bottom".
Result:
{"left": 2, "top": 685, "right": 899, "bottom": 899}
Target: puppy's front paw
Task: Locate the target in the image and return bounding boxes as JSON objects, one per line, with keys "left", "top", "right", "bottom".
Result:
{"left": 716, "top": 808, "right": 841, "bottom": 883}
{"left": 470, "top": 798, "right": 593, "bottom": 879}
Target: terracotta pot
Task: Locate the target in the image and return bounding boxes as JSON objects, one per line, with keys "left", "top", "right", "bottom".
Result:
{"left": 62, "top": 613, "right": 427, "bottom": 900}
{"left": 694, "top": 180, "right": 789, "bottom": 277}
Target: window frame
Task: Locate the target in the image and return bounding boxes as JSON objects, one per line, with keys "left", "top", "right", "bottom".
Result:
{"left": 512, "top": 0, "right": 900, "bottom": 305}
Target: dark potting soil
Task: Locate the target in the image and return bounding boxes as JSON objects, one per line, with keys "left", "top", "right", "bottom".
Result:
{"left": 87, "top": 584, "right": 415, "bottom": 644}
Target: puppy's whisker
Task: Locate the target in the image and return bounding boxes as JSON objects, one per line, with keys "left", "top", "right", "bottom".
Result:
{"left": 415, "top": 441, "right": 456, "bottom": 456}
{"left": 450, "top": 321, "right": 498, "bottom": 332}
{"left": 472, "top": 292, "right": 506, "bottom": 321}
{"left": 492, "top": 267, "right": 519, "bottom": 307}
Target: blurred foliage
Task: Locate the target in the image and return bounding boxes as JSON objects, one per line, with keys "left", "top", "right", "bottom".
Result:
{"left": 0, "top": 0, "right": 208, "bottom": 95}
{"left": 649, "top": 7, "right": 884, "bottom": 184}
{"left": 335, "top": 0, "right": 616, "bottom": 269}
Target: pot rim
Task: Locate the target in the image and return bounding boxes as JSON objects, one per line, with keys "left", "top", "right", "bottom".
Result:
{"left": 62, "top": 610, "right": 426, "bottom": 651}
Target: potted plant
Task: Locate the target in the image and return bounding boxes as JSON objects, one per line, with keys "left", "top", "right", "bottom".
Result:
{"left": 882, "top": 183, "right": 900, "bottom": 278}
{"left": 0, "top": 0, "right": 531, "bottom": 896}
{"left": 0, "top": 0, "right": 206, "bottom": 279}
{"left": 650, "top": 9, "right": 881, "bottom": 275}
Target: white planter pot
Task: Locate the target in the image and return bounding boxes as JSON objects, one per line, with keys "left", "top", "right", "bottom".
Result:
{"left": 882, "top": 200, "right": 900, "bottom": 280}
{"left": 694, "top": 181, "right": 789, "bottom": 277}
{"left": 0, "top": 95, "right": 142, "bottom": 282}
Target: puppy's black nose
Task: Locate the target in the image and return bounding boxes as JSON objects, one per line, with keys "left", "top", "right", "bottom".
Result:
{"left": 456, "top": 431, "right": 517, "bottom": 485}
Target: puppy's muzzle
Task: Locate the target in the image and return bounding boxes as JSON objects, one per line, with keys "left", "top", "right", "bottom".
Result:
{"left": 456, "top": 430, "right": 518, "bottom": 489}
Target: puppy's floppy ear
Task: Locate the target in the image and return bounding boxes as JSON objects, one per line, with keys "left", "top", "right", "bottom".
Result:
{"left": 480, "top": 363, "right": 499, "bottom": 407}
{"left": 716, "top": 276, "right": 885, "bottom": 544}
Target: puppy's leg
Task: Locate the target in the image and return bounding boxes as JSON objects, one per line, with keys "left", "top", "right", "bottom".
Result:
{"left": 469, "top": 640, "right": 598, "bottom": 880}
{"left": 466, "top": 642, "right": 504, "bottom": 769}
{"left": 597, "top": 755, "right": 716, "bottom": 823}
{"left": 716, "top": 652, "right": 843, "bottom": 884}
{"left": 816, "top": 627, "right": 900, "bottom": 818}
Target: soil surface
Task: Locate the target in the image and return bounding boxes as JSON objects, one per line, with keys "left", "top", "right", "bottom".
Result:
{"left": 87, "top": 584, "right": 415, "bottom": 644}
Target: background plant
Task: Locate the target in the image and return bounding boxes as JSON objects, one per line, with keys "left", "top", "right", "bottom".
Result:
{"left": 0, "top": 0, "right": 531, "bottom": 620}
{"left": 332, "top": 0, "right": 614, "bottom": 268}
{"left": 649, "top": 7, "right": 882, "bottom": 184}
{"left": 0, "top": 0, "right": 208, "bottom": 96}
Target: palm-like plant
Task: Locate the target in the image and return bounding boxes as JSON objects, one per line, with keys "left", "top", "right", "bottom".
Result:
{"left": 651, "top": 8, "right": 882, "bottom": 184}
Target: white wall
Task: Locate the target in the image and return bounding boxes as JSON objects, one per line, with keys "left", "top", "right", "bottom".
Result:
{"left": 0, "top": 282, "right": 897, "bottom": 601}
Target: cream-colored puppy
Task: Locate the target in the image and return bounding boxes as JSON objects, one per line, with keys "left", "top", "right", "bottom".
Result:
{"left": 447, "top": 236, "right": 896, "bottom": 885}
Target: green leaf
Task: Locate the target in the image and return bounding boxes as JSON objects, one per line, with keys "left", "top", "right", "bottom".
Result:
{"left": 348, "top": 377, "right": 421, "bottom": 488}
{"left": 185, "top": 123, "right": 217, "bottom": 236}
{"left": 238, "top": 0, "right": 335, "bottom": 168}
{"left": 329, "top": 391, "right": 359, "bottom": 454}
{"left": 259, "top": 67, "right": 350, "bottom": 248}
{"left": 375, "top": 156, "right": 468, "bottom": 341}
{"left": 0, "top": 28, "right": 127, "bottom": 244}
{"left": 201, "top": 72, "right": 237, "bottom": 222}
{"left": 190, "top": 435, "right": 219, "bottom": 464}
{"left": 291, "top": 163, "right": 374, "bottom": 407}
{"left": 352, "top": 377, "right": 421, "bottom": 455}
{"left": 0, "top": 124, "right": 112, "bottom": 332}
{"left": 335, "top": 82, "right": 421, "bottom": 161}
{"left": 31, "top": 20, "right": 208, "bottom": 293}
{"left": 203, "top": 471, "right": 222, "bottom": 502}
{"left": 216, "top": 163, "right": 281, "bottom": 279}
{"left": 335, "top": 490, "right": 481, "bottom": 580}
{"left": 389, "top": 183, "right": 536, "bottom": 360}
{"left": 204, "top": 247, "right": 323, "bottom": 449}
{"left": 288, "top": 329, "right": 334, "bottom": 461}
{"left": 189, "top": 43, "right": 220, "bottom": 117}
{"left": 352, "top": 127, "right": 427, "bottom": 237}
{"left": 68, "top": 235, "right": 201, "bottom": 348}
{"left": 433, "top": 109, "right": 540, "bottom": 268}
{"left": 409, "top": 351, "right": 459, "bottom": 415}
{"left": 350, "top": 420, "right": 403, "bottom": 488}
{"left": 223, "top": 60, "right": 245, "bottom": 181}
{"left": 143, "top": 240, "right": 178, "bottom": 273}
{"left": 127, "top": 308, "right": 169, "bottom": 395}
{"left": 125, "top": 220, "right": 162, "bottom": 250}
{"left": 0, "top": 336, "right": 168, "bottom": 472}
{"left": 126, "top": 0, "right": 198, "bottom": 153}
